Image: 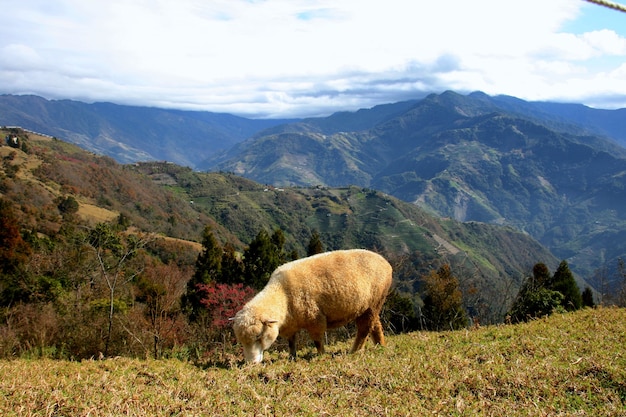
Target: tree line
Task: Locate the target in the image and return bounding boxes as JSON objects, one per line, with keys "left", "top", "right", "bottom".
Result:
{"left": 0, "top": 195, "right": 617, "bottom": 361}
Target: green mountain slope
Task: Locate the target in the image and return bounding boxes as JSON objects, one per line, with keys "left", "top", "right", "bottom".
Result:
{"left": 1, "top": 128, "right": 563, "bottom": 322}
{"left": 212, "top": 91, "right": 626, "bottom": 279}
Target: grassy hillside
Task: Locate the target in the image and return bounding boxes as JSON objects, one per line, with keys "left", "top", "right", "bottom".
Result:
{"left": 0, "top": 127, "right": 212, "bottom": 240}
{"left": 1, "top": 307, "right": 624, "bottom": 416}
{"left": 133, "top": 161, "right": 563, "bottom": 322}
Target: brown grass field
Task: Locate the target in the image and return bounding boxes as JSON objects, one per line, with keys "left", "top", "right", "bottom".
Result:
{"left": 0, "top": 307, "right": 624, "bottom": 416}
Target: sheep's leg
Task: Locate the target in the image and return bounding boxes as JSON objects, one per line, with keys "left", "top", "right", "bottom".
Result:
{"left": 288, "top": 334, "right": 297, "bottom": 360}
{"left": 351, "top": 310, "right": 373, "bottom": 353}
{"left": 312, "top": 337, "right": 325, "bottom": 355}
{"left": 308, "top": 328, "right": 326, "bottom": 355}
{"left": 370, "top": 315, "right": 385, "bottom": 346}
{"left": 306, "top": 316, "right": 327, "bottom": 355}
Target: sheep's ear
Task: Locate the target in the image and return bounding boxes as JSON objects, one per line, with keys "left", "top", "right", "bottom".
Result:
{"left": 228, "top": 317, "right": 236, "bottom": 321}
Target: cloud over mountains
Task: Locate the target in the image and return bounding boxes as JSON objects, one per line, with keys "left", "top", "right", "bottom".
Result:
{"left": 1, "top": 0, "right": 625, "bottom": 118}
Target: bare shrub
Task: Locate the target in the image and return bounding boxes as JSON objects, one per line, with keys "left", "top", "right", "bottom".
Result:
{"left": 1, "top": 303, "right": 59, "bottom": 357}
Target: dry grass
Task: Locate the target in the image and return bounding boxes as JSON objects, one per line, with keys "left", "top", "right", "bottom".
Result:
{"left": 1, "top": 307, "right": 624, "bottom": 416}
{"left": 76, "top": 203, "right": 119, "bottom": 224}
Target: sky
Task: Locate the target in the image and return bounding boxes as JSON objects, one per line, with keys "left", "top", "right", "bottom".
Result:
{"left": 1, "top": 0, "right": 625, "bottom": 118}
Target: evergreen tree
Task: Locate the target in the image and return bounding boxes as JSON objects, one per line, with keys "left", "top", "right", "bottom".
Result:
{"left": 549, "top": 260, "right": 582, "bottom": 311}
{"left": 219, "top": 242, "right": 245, "bottom": 285}
{"left": 508, "top": 285, "right": 563, "bottom": 323}
{"left": 270, "top": 228, "right": 288, "bottom": 264}
{"left": 508, "top": 262, "right": 564, "bottom": 323}
{"left": 421, "top": 264, "right": 468, "bottom": 331}
{"left": 307, "top": 230, "right": 324, "bottom": 256}
{"left": 581, "top": 286, "right": 595, "bottom": 308}
{"left": 531, "top": 263, "right": 551, "bottom": 289}
{"left": 57, "top": 195, "right": 79, "bottom": 215}
{"left": 193, "top": 226, "right": 223, "bottom": 285}
{"left": 184, "top": 226, "right": 222, "bottom": 320}
{"left": 243, "top": 229, "right": 282, "bottom": 290}
{"left": 287, "top": 249, "right": 299, "bottom": 262}
{"left": 117, "top": 212, "right": 132, "bottom": 230}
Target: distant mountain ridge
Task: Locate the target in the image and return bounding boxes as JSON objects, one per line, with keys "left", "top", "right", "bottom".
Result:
{"left": 2, "top": 92, "right": 625, "bottom": 168}
{"left": 0, "top": 94, "right": 293, "bottom": 167}
{"left": 210, "top": 91, "right": 626, "bottom": 279}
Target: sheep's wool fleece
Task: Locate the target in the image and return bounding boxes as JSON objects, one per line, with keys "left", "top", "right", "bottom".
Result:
{"left": 241, "top": 249, "right": 392, "bottom": 330}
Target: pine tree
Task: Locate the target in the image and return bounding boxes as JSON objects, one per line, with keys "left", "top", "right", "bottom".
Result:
{"left": 184, "top": 226, "right": 222, "bottom": 320}
{"left": 219, "top": 242, "right": 245, "bottom": 285}
{"left": 549, "top": 260, "right": 582, "bottom": 311}
{"left": 508, "top": 285, "right": 563, "bottom": 323}
{"left": 531, "top": 263, "right": 551, "bottom": 290}
{"left": 243, "top": 229, "right": 282, "bottom": 290}
{"left": 57, "top": 195, "right": 79, "bottom": 215}
{"left": 581, "top": 286, "right": 595, "bottom": 308}
{"left": 508, "top": 262, "right": 565, "bottom": 323}
{"left": 193, "top": 226, "right": 223, "bottom": 285}
{"left": 270, "top": 228, "right": 288, "bottom": 264}
{"left": 242, "top": 228, "right": 292, "bottom": 289}
{"left": 307, "top": 230, "right": 324, "bottom": 256}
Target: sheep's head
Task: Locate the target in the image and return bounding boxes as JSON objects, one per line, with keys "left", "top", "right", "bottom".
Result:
{"left": 232, "top": 309, "right": 279, "bottom": 364}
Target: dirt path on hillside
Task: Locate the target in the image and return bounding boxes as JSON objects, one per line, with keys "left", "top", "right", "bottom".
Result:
{"left": 431, "top": 233, "right": 460, "bottom": 255}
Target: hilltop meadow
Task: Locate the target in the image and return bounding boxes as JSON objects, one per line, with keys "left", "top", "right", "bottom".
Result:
{"left": 1, "top": 307, "right": 624, "bottom": 416}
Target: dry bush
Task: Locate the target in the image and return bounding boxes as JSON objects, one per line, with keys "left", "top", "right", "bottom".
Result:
{"left": 0, "top": 320, "right": 20, "bottom": 357}
{"left": 0, "top": 303, "right": 59, "bottom": 357}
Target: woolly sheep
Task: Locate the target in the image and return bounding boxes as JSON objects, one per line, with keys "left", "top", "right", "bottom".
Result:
{"left": 232, "top": 249, "right": 392, "bottom": 363}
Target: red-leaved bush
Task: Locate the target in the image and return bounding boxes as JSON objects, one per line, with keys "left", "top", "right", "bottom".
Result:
{"left": 197, "top": 283, "right": 256, "bottom": 329}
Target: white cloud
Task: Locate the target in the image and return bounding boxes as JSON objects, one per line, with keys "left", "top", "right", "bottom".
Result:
{"left": 1, "top": 44, "right": 43, "bottom": 70}
{"left": 582, "top": 29, "right": 626, "bottom": 55}
{"left": 0, "top": 0, "right": 625, "bottom": 117}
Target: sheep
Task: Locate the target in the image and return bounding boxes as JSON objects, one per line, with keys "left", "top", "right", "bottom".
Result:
{"left": 232, "top": 249, "right": 392, "bottom": 363}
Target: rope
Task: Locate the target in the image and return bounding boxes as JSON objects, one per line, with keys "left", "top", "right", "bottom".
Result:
{"left": 583, "top": 0, "right": 626, "bottom": 13}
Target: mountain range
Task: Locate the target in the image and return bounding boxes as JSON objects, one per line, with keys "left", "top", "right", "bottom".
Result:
{"left": 2, "top": 91, "right": 626, "bottom": 285}
{"left": 210, "top": 91, "right": 626, "bottom": 280}
{"left": 0, "top": 94, "right": 291, "bottom": 167}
